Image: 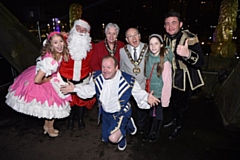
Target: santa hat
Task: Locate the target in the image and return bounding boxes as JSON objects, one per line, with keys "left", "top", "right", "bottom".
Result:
{"left": 74, "top": 19, "right": 91, "bottom": 32}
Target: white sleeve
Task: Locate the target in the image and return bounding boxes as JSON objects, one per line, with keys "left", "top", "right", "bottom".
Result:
{"left": 73, "top": 76, "right": 96, "bottom": 99}
{"left": 36, "top": 57, "right": 59, "bottom": 77}
{"left": 132, "top": 80, "right": 150, "bottom": 109}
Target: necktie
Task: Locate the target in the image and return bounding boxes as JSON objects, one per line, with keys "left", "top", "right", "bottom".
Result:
{"left": 134, "top": 48, "right": 137, "bottom": 61}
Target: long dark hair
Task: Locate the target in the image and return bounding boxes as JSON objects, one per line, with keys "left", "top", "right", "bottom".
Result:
{"left": 145, "top": 34, "right": 165, "bottom": 77}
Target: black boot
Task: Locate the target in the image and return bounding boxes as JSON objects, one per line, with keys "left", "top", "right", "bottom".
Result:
{"left": 168, "top": 114, "right": 184, "bottom": 140}
{"left": 163, "top": 118, "right": 176, "bottom": 128}
{"left": 149, "top": 120, "right": 162, "bottom": 142}
{"left": 67, "top": 106, "right": 76, "bottom": 130}
{"left": 142, "top": 117, "right": 157, "bottom": 142}
{"left": 168, "top": 125, "right": 182, "bottom": 140}
{"left": 77, "top": 107, "right": 86, "bottom": 130}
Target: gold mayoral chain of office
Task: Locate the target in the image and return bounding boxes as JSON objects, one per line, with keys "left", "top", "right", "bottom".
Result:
{"left": 124, "top": 44, "right": 147, "bottom": 74}
{"left": 104, "top": 38, "right": 117, "bottom": 56}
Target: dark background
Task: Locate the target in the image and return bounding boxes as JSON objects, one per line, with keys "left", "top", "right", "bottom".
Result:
{"left": 0, "top": 0, "right": 227, "bottom": 43}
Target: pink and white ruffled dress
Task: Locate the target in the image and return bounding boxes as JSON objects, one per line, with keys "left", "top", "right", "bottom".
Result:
{"left": 5, "top": 52, "right": 72, "bottom": 119}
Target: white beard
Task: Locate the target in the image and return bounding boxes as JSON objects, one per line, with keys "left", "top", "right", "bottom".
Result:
{"left": 67, "top": 30, "right": 92, "bottom": 61}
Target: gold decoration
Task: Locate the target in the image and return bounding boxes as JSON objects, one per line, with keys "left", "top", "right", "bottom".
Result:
{"left": 133, "top": 67, "right": 141, "bottom": 74}
{"left": 211, "top": 0, "right": 238, "bottom": 57}
{"left": 104, "top": 38, "right": 117, "bottom": 56}
{"left": 124, "top": 44, "right": 147, "bottom": 74}
{"left": 69, "top": 3, "right": 82, "bottom": 29}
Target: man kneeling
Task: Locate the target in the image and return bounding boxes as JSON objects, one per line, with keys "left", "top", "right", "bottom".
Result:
{"left": 60, "top": 55, "right": 160, "bottom": 151}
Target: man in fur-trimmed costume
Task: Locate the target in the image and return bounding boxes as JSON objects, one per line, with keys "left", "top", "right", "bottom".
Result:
{"left": 59, "top": 19, "right": 96, "bottom": 130}
{"left": 163, "top": 10, "right": 204, "bottom": 139}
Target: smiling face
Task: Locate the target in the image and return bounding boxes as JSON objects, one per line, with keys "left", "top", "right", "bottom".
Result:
{"left": 125, "top": 28, "right": 141, "bottom": 48}
{"left": 164, "top": 16, "right": 183, "bottom": 37}
{"left": 149, "top": 37, "right": 163, "bottom": 56}
{"left": 51, "top": 35, "right": 64, "bottom": 53}
{"left": 75, "top": 25, "right": 88, "bottom": 34}
{"left": 105, "top": 26, "right": 118, "bottom": 44}
{"left": 101, "top": 57, "right": 118, "bottom": 80}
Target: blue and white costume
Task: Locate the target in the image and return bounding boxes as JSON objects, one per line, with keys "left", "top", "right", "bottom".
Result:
{"left": 73, "top": 70, "right": 150, "bottom": 148}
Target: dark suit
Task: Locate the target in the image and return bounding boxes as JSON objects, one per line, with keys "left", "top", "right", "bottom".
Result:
{"left": 164, "top": 29, "right": 204, "bottom": 126}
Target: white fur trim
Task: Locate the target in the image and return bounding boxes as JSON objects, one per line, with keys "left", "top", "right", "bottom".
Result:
{"left": 73, "top": 60, "right": 82, "bottom": 81}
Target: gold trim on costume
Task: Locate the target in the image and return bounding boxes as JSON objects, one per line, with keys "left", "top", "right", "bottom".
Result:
{"left": 169, "top": 30, "right": 204, "bottom": 91}
{"left": 110, "top": 116, "right": 123, "bottom": 134}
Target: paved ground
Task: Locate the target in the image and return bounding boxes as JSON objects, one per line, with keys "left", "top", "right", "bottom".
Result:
{"left": 0, "top": 84, "right": 240, "bottom": 160}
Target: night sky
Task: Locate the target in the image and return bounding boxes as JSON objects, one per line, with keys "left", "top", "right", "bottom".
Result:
{"left": 1, "top": 0, "right": 121, "bottom": 21}
{"left": 0, "top": 0, "right": 226, "bottom": 42}
{"left": 1, "top": 0, "right": 169, "bottom": 41}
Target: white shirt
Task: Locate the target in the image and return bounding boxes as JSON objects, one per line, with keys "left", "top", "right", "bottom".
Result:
{"left": 74, "top": 70, "right": 150, "bottom": 113}
{"left": 131, "top": 45, "right": 140, "bottom": 60}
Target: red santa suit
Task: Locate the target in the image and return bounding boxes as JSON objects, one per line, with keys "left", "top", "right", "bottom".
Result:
{"left": 59, "top": 43, "right": 96, "bottom": 109}
{"left": 60, "top": 19, "right": 95, "bottom": 130}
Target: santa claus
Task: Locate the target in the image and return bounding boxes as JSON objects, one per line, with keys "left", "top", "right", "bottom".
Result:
{"left": 59, "top": 19, "right": 96, "bottom": 130}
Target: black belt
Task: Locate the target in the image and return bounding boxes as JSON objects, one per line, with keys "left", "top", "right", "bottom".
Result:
{"left": 61, "top": 75, "right": 89, "bottom": 85}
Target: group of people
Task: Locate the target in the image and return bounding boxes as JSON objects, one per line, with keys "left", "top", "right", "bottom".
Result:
{"left": 5, "top": 9, "right": 205, "bottom": 151}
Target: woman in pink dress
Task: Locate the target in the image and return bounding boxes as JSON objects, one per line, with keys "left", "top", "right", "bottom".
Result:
{"left": 5, "top": 32, "right": 72, "bottom": 137}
